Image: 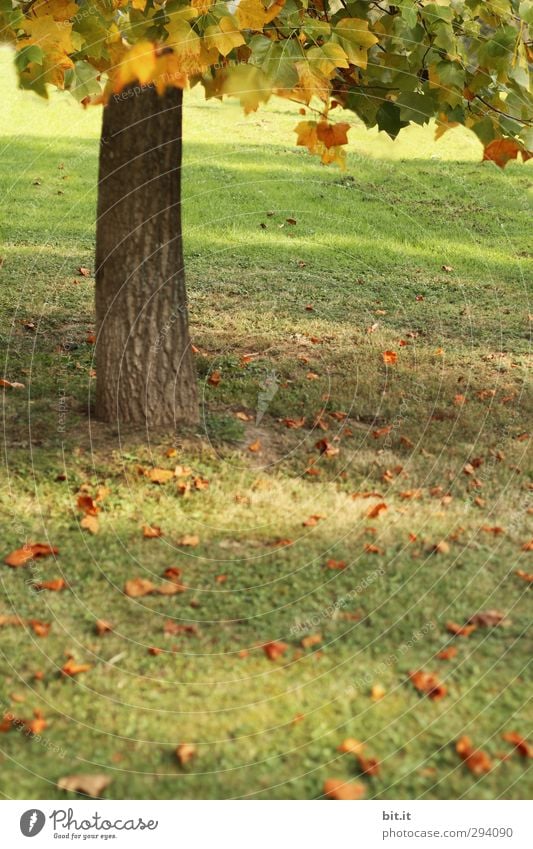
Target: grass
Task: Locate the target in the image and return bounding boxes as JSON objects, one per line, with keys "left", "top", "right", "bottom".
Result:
{"left": 0, "top": 47, "right": 532, "bottom": 800}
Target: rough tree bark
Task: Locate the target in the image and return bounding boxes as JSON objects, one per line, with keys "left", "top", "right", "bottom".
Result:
{"left": 95, "top": 84, "right": 198, "bottom": 428}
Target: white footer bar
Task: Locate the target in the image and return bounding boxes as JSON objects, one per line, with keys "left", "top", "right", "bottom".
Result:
{"left": 3, "top": 800, "right": 532, "bottom": 848}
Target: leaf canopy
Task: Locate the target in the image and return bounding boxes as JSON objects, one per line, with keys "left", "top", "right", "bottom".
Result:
{"left": 1, "top": 0, "right": 532, "bottom": 166}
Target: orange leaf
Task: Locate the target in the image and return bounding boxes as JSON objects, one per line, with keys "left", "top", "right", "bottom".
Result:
{"left": 80, "top": 514, "right": 99, "bottom": 535}
{"left": 34, "top": 578, "right": 67, "bottom": 592}
{"left": 502, "top": 731, "right": 532, "bottom": 758}
{"left": 367, "top": 502, "right": 387, "bottom": 519}
{"left": 446, "top": 621, "right": 476, "bottom": 638}
{"left": 248, "top": 439, "right": 262, "bottom": 453}
{"left": 337, "top": 738, "right": 364, "bottom": 755}
{"left": 483, "top": 138, "right": 529, "bottom": 169}
{"left": 4, "top": 543, "right": 58, "bottom": 568}
{"left": 357, "top": 754, "right": 380, "bottom": 776}
{"left": 29, "top": 619, "right": 51, "bottom": 637}
{"left": 282, "top": 417, "right": 306, "bottom": 429}
{"left": 456, "top": 736, "right": 492, "bottom": 774}
{"left": 147, "top": 468, "right": 175, "bottom": 485}
{"left": 372, "top": 425, "right": 392, "bottom": 439}
{"left": 263, "top": 641, "right": 288, "bottom": 661}
{"left": 142, "top": 524, "right": 163, "bottom": 538}
{"left": 409, "top": 670, "right": 447, "bottom": 700}
{"left": 325, "top": 558, "right": 346, "bottom": 570}
{"left": 382, "top": 350, "right": 397, "bottom": 365}
{"left": 208, "top": 370, "right": 221, "bottom": 387}
{"left": 515, "top": 569, "right": 533, "bottom": 583}
{"left": 124, "top": 578, "right": 156, "bottom": 597}
{"left": 437, "top": 646, "right": 458, "bottom": 660}
{"left": 316, "top": 121, "right": 350, "bottom": 149}
{"left": 77, "top": 494, "right": 99, "bottom": 515}
{"left": 177, "top": 534, "right": 199, "bottom": 547}
{"left": 323, "top": 778, "right": 365, "bottom": 800}
{"left": 301, "top": 633, "right": 322, "bottom": 649}
{"left": 95, "top": 619, "right": 113, "bottom": 635}
{"left": 176, "top": 743, "right": 197, "bottom": 765}
{"left": 62, "top": 658, "right": 92, "bottom": 677}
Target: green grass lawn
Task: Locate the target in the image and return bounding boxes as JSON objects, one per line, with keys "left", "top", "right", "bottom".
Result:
{"left": 0, "top": 47, "right": 532, "bottom": 800}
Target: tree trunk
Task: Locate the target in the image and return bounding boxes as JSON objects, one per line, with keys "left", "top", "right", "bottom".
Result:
{"left": 94, "top": 84, "right": 198, "bottom": 428}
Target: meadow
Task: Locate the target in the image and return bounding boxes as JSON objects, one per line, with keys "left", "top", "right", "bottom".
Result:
{"left": 0, "top": 47, "right": 531, "bottom": 799}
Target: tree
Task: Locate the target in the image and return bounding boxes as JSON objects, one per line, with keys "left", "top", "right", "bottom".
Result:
{"left": 2, "top": 0, "right": 531, "bottom": 427}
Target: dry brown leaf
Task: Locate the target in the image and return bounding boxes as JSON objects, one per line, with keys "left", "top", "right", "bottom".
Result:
{"left": 177, "top": 534, "right": 199, "bottom": 547}
{"left": 95, "top": 619, "right": 113, "bottom": 635}
{"left": 282, "top": 417, "right": 306, "bottom": 429}
{"left": 446, "top": 621, "right": 477, "bottom": 638}
{"left": 4, "top": 543, "right": 58, "bottom": 568}
{"left": 467, "top": 609, "right": 509, "bottom": 628}
{"left": 147, "top": 468, "right": 175, "bottom": 485}
{"left": 456, "top": 736, "right": 492, "bottom": 775}
{"left": 77, "top": 494, "right": 99, "bottom": 515}
{"left": 142, "top": 524, "right": 163, "bottom": 538}
{"left": 34, "top": 578, "right": 67, "bottom": 592}
{"left": 176, "top": 743, "right": 197, "bottom": 765}
{"left": 62, "top": 658, "right": 92, "bottom": 676}
{"left": 515, "top": 569, "right": 533, "bottom": 583}
{"left": 337, "top": 738, "right": 364, "bottom": 755}
{"left": 325, "top": 558, "right": 346, "bottom": 570}
{"left": 357, "top": 754, "right": 380, "bottom": 776}
{"left": 58, "top": 773, "right": 111, "bottom": 798}
{"left": 301, "top": 633, "right": 322, "bottom": 649}
{"left": 502, "top": 731, "right": 532, "bottom": 758}
{"left": 80, "top": 514, "right": 99, "bottom": 535}
{"left": 208, "top": 370, "right": 221, "bottom": 387}
{"left": 263, "top": 641, "right": 288, "bottom": 661}
{"left": 124, "top": 578, "right": 156, "bottom": 597}
{"left": 29, "top": 620, "right": 51, "bottom": 637}
{"left": 409, "top": 670, "right": 447, "bottom": 700}
{"left": 367, "top": 502, "right": 388, "bottom": 519}
{"left": 323, "top": 778, "right": 365, "bottom": 800}
{"left": 437, "top": 646, "right": 458, "bottom": 660}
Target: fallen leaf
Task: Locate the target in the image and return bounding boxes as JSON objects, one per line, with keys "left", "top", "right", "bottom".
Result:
{"left": 337, "top": 738, "right": 364, "bottom": 755}
{"left": 78, "top": 267, "right": 91, "bottom": 277}
{"left": 0, "top": 378, "right": 25, "bottom": 389}
{"left": 4, "top": 543, "right": 58, "bottom": 568}
{"left": 303, "top": 514, "right": 325, "bottom": 527}
{"left": 367, "top": 502, "right": 387, "bottom": 519}
{"left": 456, "top": 736, "right": 492, "bottom": 775}
{"left": 61, "top": 658, "right": 92, "bottom": 677}
{"left": 515, "top": 569, "right": 533, "bottom": 583}
{"left": 409, "top": 670, "right": 447, "bottom": 700}
{"left": 58, "top": 773, "right": 111, "bottom": 798}
{"left": 80, "top": 514, "right": 99, "bottom": 535}
{"left": 433, "top": 540, "right": 450, "bottom": 555}
{"left": 325, "top": 558, "right": 346, "bottom": 570}
{"left": 248, "top": 439, "right": 262, "bottom": 452}
{"left": 371, "top": 683, "right": 386, "bottom": 701}
{"left": 29, "top": 620, "right": 51, "bottom": 637}
{"left": 124, "top": 578, "right": 156, "bottom": 597}
{"left": 77, "top": 494, "right": 99, "bottom": 515}
{"left": 467, "top": 609, "right": 509, "bottom": 628}
{"left": 437, "top": 646, "right": 458, "bottom": 660}
{"left": 142, "top": 524, "right": 163, "bottom": 538}
{"left": 521, "top": 539, "right": 533, "bottom": 551}
{"left": 263, "top": 641, "right": 288, "bottom": 661}
{"left": 323, "top": 778, "right": 365, "bottom": 800}
{"left": 502, "top": 731, "right": 532, "bottom": 758}
{"left": 357, "top": 754, "right": 380, "bottom": 776}
{"left": 282, "top": 417, "right": 306, "bottom": 429}
{"left": 176, "top": 743, "right": 197, "bottom": 765}
{"left": 364, "top": 543, "right": 383, "bottom": 555}
{"left": 208, "top": 370, "right": 221, "bottom": 387}
{"left": 95, "top": 620, "right": 113, "bottom": 635}
{"left": 177, "top": 534, "right": 199, "bottom": 547}
{"left": 147, "top": 468, "right": 175, "bottom": 485}
{"left": 382, "top": 351, "right": 397, "bottom": 365}
{"left": 315, "top": 438, "right": 339, "bottom": 458}
{"left": 372, "top": 426, "right": 392, "bottom": 439}
{"left": 34, "top": 578, "right": 67, "bottom": 592}
{"left": 446, "top": 621, "right": 476, "bottom": 637}
{"left": 301, "top": 633, "right": 322, "bottom": 649}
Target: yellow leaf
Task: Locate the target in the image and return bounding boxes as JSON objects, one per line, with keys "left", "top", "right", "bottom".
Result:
{"left": 222, "top": 64, "right": 271, "bottom": 113}
{"left": 294, "top": 60, "right": 330, "bottom": 104}
{"left": 236, "top": 0, "right": 268, "bottom": 30}
{"left": 204, "top": 17, "right": 245, "bottom": 57}
{"left": 114, "top": 40, "right": 156, "bottom": 91}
